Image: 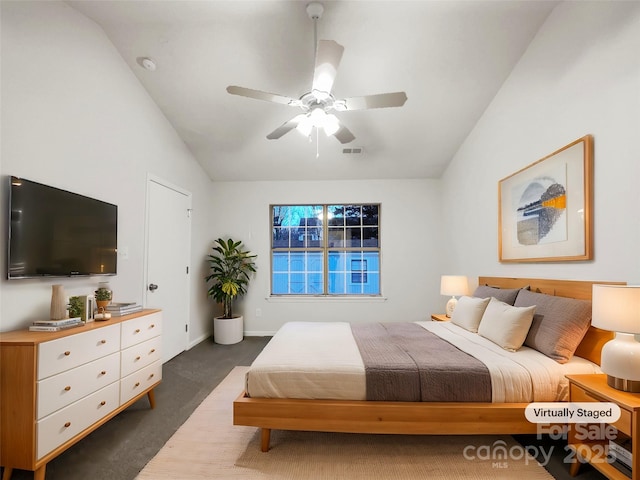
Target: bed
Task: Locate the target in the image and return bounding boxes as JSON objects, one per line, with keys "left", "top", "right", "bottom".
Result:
{"left": 234, "top": 277, "right": 623, "bottom": 451}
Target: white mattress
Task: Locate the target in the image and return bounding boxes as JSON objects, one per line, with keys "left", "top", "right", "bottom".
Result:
{"left": 245, "top": 321, "right": 601, "bottom": 402}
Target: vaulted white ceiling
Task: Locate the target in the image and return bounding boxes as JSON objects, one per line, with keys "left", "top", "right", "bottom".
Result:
{"left": 67, "top": 0, "right": 558, "bottom": 182}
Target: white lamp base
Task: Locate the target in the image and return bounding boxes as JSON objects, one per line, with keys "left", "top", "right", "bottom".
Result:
{"left": 600, "top": 333, "right": 640, "bottom": 393}
{"left": 445, "top": 296, "right": 457, "bottom": 318}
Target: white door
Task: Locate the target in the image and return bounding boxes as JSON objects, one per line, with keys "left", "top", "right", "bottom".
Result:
{"left": 145, "top": 177, "right": 191, "bottom": 363}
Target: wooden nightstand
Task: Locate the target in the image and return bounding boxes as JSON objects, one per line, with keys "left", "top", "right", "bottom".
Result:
{"left": 430, "top": 314, "right": 450, "bottom": 322}
{"left": 566, "top": 374, "right": 639, "bottom": 480}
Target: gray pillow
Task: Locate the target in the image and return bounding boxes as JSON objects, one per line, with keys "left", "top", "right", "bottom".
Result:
{"left": 514, "top": 289, "right": 592, "bottom": 363}
{"left": 473, "top": 285, "right": 521, "bottom": 305}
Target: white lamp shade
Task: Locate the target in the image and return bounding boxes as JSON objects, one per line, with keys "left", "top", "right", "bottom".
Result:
{"left": 440, "top": 276, "right": 469, "bottom": 296}
{"left": 591, "top": 285, "right": 640, "bottom": 334}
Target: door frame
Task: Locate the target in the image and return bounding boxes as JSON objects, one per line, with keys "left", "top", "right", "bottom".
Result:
{"left": 143, "top": 174, "right": 192, "bottom": 358}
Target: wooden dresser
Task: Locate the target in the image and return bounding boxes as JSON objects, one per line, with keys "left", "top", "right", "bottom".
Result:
{"left": 0, "top": 309, "right": 162, "bottom": 480}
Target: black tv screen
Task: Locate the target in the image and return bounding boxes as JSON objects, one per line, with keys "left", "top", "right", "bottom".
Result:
{"left": 8, "top": 176, "right": 117, "bottom": 279}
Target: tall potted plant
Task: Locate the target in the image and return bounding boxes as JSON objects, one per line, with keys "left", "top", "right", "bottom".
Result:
{"left": 206, "top": 238, "right": 257, "bottom": 344}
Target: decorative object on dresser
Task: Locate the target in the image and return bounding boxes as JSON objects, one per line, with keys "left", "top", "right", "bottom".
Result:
{"left": 440, "top": 275, "right": 468, "bottom": 317}
{"left": 67, "top": 296, "right": 83, "bottom": 319}
{"left": 591, "top": 284, "right": 640, "bottom": 392}
{"left": 0, "top": 309, "right": 162, "bottom": 480}
{"left": 106, "top": 302, "right": 143, "bottom": 316}
{"left": 29, "top": 317, "right": 82, "bottom": 332}
{"left": 206, "top": 238, "right": 257, "bottom": 345}
{"left": 498, "top": 135, "right": 593, "bottom": 263}
{"left": 94, "top": 287, "right": 113, "bottom": 320}
{"left": 50, "top": 284, "right": 67, "bottom": 320}
{"left": 77, "top": 294, "right": 95, "bottom": 323}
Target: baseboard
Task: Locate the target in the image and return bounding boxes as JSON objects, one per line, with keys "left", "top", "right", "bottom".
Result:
{"left": 244, "top": 330, "right": 277, "bottom": 337}
{"left": 189, "top": 333, "right": 209, "bottom": 349}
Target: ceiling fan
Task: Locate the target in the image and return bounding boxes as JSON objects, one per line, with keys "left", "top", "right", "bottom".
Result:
{"left": 226, "top": 1, "right": 407, "bottom": 145}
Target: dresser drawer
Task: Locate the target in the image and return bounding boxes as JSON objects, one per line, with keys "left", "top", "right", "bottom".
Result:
{"left": 121, "top": 312, "right": 162, "bottom": 349}
{"left": 121, "top": 336, "right": 162, "bottom": 377}
{"left": 38, "top": 324, "right": 120, "bottom": 380}
{"left": 37, "top": 352, "right": 120, "bottom": 419}
{"left": 570, "top": 383, "right": 632, "bottom": 435}
{"left": 120, "top": 361, "right": 162, "bottom": 405}
{"left": 37, "top": 381, "right": 119, "bottom": 459}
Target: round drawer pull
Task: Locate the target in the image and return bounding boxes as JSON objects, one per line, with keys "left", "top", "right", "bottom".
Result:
{"left": 150, "top": 349, "right": 156, "bottom": 354}
{"left": 135, "top": 382, "right": 140, "bottom": 387}
{"left": 64, "top": 351, "right": 71, "bottom": 356}
{"left": 64, "top": 422, "right": 71, "bottom": 428}
{"left": 149, "top": 373, "right": 154, "bottom": 379}
{"left": 135, "top": 329, "right": 141, "bottom": 334}
{"left": 100, "top": 339, "right": 107, "bottom": 344}
{"left": 135, "top": 356, "right": 141, "bottom": 361}
{"left": 100, "top": 371, "right": 107, "bottom": 375}
{"left": 64, "top": 386, "right": 71, "bottom": 391}
{"left": 100, "top": 401, "right": 106, "bottom": 406}
{"left": 150, "top": 324, "right": 155, "bottom": 328}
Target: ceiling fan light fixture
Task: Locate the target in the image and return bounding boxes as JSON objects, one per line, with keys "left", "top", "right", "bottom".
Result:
{"left": 322, "top": 114, "right": 340, "bottom": 136}
{"left": 296, "top": 114, "right": 314, "bottom": 137}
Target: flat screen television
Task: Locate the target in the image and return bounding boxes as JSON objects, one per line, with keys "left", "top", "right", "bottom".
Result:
{"left": 7, "top": 176, "right": 117, "bottom": 279}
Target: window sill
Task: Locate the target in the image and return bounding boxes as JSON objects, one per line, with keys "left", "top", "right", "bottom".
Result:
{"left": 266, "top": 295, "right": 388, "bottom": 303}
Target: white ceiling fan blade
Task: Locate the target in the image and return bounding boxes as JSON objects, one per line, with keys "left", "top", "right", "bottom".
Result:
{"left": 311, "top": 40, "right": 344, "bottom": 98}
{"left": 336, "top": 92, "right": 408, "bottom": 111}
{"left": 227, "top": 86, "right": 301, "bottom": 107}
{"left": 266, "top": 115, "right": 306, "bottom": 140}
{"left": 332, "top": 122, "right": 356, "bottom": 144}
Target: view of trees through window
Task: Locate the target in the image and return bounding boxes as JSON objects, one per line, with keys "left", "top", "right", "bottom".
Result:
{"left": 271, "top": 204, "right": 380, "bottom": 295}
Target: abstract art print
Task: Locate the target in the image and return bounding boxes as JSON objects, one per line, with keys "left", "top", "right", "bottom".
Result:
{"left": 499, "top": 135, "right": 593, "bottom": 262}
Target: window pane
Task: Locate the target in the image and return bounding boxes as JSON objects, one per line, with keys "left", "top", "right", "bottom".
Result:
{"left": 271, "top": 204, "right": 380, "bottom": 296}
{"left": 328, "top": 227, "right": 344, "bottom": 247}
{"left": 271, "top": 251, "right": 324, "bottom": 295}
{"left": 362, "top": 227, "right": 378, "bottom": 247}
{"left": 362, "top": 205, "right": 379, "bottom": 225}
{"left": 346, "top": 227, "right": 362, "bottom": 247}
{"left": 272, "top": 226, "right": 293, "bottom": 247}
{"left": 273, "top": 205, "right": 322, "bottom": 249}
{"left": 327, "top": 251, "right": 380, "bottom": 295}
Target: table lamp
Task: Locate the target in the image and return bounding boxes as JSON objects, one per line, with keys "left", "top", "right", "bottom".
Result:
{"left": 440, "top": 275, "right": 469, "bottom": 317}
{"left": 591, "top": 284, "right": 640, "bottom": 392}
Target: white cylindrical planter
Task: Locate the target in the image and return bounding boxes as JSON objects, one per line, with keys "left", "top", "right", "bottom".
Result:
{"left": 213, "top": 316, "right": 243, "bottom": 345}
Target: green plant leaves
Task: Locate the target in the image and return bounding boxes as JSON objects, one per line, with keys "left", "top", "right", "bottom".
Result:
{"left": 205, "top": 238, "right": 257, "bottom": 319}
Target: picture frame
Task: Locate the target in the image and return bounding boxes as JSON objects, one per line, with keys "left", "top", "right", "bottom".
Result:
{"left": 498, "top": 135, "right": 593, "bottom": 262}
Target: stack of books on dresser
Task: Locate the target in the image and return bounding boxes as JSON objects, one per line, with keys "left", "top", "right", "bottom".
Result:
{"left": 29, "top": 317, "right": 83, "bottom": 332}
{"left": 609, "top": 432, "right": 632, "bottom": 478}
{"left": 105, "top": 302, "right": 143, "bottom": 316}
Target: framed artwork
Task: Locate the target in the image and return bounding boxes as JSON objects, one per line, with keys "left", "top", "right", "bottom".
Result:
{"left": 498, "top": 135, "right": 593, "bottom": 262}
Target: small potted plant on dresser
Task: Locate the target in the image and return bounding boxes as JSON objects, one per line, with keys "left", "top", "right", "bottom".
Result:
{"left": 205, "top": 238, "right": 257, "bottom": 345}
{"left": 94, "top": 287, "right": 112, "bottom": 318}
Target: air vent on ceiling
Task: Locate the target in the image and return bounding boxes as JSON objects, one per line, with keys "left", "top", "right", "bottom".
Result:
{"left": 342, "top": 147, "right": 364, "bottom": 155}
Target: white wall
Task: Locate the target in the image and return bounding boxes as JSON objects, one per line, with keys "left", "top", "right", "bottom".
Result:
{"left": 441, "top": 1, "right": 640, "bottom": 287}
{"left": 0, "top": 1, "right": 214, "bottom": 345}
{"left": 209, "top": 179, "right": 444, "bottom": 335}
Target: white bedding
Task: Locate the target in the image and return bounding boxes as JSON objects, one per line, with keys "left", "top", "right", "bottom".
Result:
{"left": 245, "top": 321, "right": 601, "bottom": 402}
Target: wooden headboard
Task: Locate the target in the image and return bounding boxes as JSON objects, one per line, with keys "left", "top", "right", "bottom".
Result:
{"left": 478, "top": 277, "right": 626, "bottom": 365}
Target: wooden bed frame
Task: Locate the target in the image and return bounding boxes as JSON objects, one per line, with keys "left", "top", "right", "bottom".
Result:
{"left": 234, "top": 277, "right": 623, "bottom": 452}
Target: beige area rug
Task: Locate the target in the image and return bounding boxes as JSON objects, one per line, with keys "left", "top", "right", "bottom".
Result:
{"left": 137, "top": 366, "right": 554, "bottom": 480}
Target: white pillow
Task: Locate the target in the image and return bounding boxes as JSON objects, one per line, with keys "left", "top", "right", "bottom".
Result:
{"left": 478, "top": 297, "right": 536, "bottom": 351}
{"left": 450, "top": 296, "right": 491, "bottom": 332}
